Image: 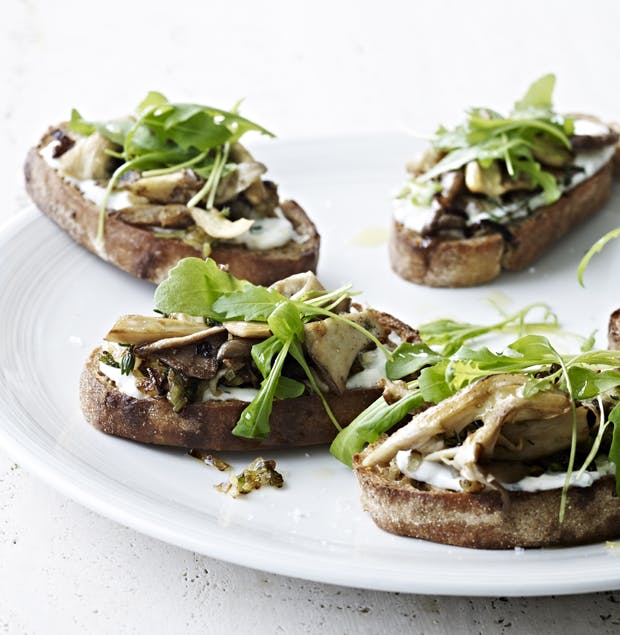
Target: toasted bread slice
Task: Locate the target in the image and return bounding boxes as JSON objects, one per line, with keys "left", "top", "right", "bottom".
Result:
{"left": 24, "top": 127, "right": 320, "bottom": 285}
{"left": 82, "top": 299, "right": 419, "bottom": 451}
{"left": 390, "top": 161, "right": 614, "bottom": 288}
{"left": 81, "top": 347, "right": 384, "bottom": 451}
{"left": 354, "top": 445, "right": 620, "bottom": 549}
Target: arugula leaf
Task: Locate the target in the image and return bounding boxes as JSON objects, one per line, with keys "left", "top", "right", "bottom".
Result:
{"left": 447, "top": 347, "right": 538, "bottom": 390}
{"left": 137, "top": 109, "right": 232, "bottom": 153}
{"left": 329, "top": 388, "right": 425, "bottom": 467}
{"left": 418, "top": 303, "right": 558, "bottom": 356}
{"left": 267, "top": 301, "right": 304, "bottom": 342}
{"left": 608, "top": 403, "right": 620, "bottom": 495}
{"left": 137, "top": 91, "right": 168, "bottom": 114}
{"left": 386, "top": 341, "right": 445, "bottom": 379}
{"left": 513, "top": 73, "right": 555, "bottom": 114}
{"left": 568, "top": 368, "right": 620, "bottom": 400}
{"left": 506, "top": 334, "right": 559, "bottom": 363}
{"left": 512, "top": 153, "right": 561, "bottom": 204}
{"left": 70, "top": 108, "right": 133, "bottom": 147}
{"left": 274, "top": 376, "right": 305, "bottom": 399}
{"left": 154, "top": 257, "right": 246, "bottom": 318}
{"left": 418, "top": 362, "right": 453, "bottom": 403}
{"left": 232, "top": 341, "right": 290, "bottom": 439}
{"left": 213, "top": 285, "right": 286, "bottom": 322}
{"left": 251, "top": 336, "right": 283, "bottom": 378}
{"left": 570, "top": 349, "right": 620, "bottom": 366}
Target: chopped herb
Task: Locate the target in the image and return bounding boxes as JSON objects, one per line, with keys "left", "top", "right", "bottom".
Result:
{"left": 215, "top": 457, "right": 284, "bottom": 497}
{"left": 98, "top": 351, "right": 120, "bottom": 369}
{"left": 120, "top": 347, "right": 135, "bottom": 376}
{"left": 167, "top": 369, "right": 193, "bottom": 413}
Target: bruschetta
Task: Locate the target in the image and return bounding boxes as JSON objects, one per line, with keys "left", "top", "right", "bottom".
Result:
{"left": 81, "top": 259, "right": 418, "bottom": 450}
{"left": 391, "top": 75, "right": 619, "bottom": 287}
{"left": 25, "top": 93, "right": 320, "bottom": 285}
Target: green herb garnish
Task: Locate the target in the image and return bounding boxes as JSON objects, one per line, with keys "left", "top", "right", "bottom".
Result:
{"left": 401, "top": 74, "right": 573, "bottom": 207}
{"left": 69, "top": 93, "right": 274, "bottom": 245}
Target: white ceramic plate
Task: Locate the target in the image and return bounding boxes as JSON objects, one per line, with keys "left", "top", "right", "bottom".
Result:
{"left": 2, "top": 136, "right": 620, "bottom": 596}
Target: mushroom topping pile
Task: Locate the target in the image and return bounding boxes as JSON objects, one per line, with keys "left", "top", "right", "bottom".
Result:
{"left": 98, "top": 271, "right": 414, "bottom": 414}
{"left": 55, "top": 131, "right": 280, "bottom": 234}
{"left": 399, "top": 120, "right": 619, "bottom": 239}
{"left": 362, "top": 374, "right": 595, "bottom": 492}
{"left": 46, "top": 94, "right": 291, "bottom": 248}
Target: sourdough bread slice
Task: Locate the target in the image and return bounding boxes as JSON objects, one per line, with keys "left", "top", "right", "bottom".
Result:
{"left": 24, "top": 127, "right": 320, "bottom": 285}
{"left": 353, "top": 446, "right": 620, "bottom": 549}
{"left": 81, "top": 348, "right": 382, "bottom": 451}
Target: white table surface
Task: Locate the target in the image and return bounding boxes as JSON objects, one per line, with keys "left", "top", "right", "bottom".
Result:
{"left": 2, "top": 0, "right": 620, "bottom": 632}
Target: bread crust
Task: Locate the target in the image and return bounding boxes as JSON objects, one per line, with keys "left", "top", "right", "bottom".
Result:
{"left": 81, "top": 348, "right": 384, "bottom": 451}
{"left": 354, "top": 453, "right": 620, "bottom": 548}
{"left": 390, "top": 162, "right": 614, "bottom": 287}
{"left": 24, "top": 128, "right": 320, "bottom": 285}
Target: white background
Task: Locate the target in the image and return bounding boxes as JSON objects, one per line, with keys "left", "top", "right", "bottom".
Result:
{"left": 2, "top": 0, "right": 620, "bottom": 632}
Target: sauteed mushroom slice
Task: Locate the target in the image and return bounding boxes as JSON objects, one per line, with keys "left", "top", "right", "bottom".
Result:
{"left": 105, "top": 315, "right": 217, "bottom": 345}
{"left": 362, "top": 374, "right": 571, "bottom": 467}
{"left": 570, "top": 116, "right": 620, "bottom": 150}
{"left": 464, "top": 161, "right": 534, "bottom": 197}
{"left": 133, "top": 326, "right": 227, "bottom": 355}
{"left": 59, "top": 132, "right": 116, "bottom": 180}
{"left": 214, "top": 161, "right": 267, "bottom": 205}
{"left": 154, "top": 331, "right": 228, "bottom": 380}
{"left": 303, "top": 310, "right": 389, "bottom": 394}
{"left": 217, "top": 338, "right": 257, "bottom": 362}
{"left": 127, "top": 170, "right": 203, "bottom": 204}
{"left": 116, "top": 204, "right": 193, "bottom": 228}
{"left": 222, "top": 321, "right": 272, "bottom": 339}
{"left": 270, "top": 271, "right": 324, "bottom": 299}
{"left": 492, "top": 407, "right": 591, "bottom": 461}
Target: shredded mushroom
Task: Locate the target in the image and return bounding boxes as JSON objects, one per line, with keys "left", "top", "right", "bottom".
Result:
{"left": 361, "top": 374, "right": 587, "bottom": 489}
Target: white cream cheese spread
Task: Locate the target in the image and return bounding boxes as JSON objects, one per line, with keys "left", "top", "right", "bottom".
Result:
{"left": 395, "top": 450, "right": 616, "bottom": 493}
{"left": 98, "top": 357, "right": 260, "bottom": 403}
{"left": 231, "top": 210, "right": 298, "bottom": 250}
{"left": 202, "top": 386, "right": 259, "bottom": 402}
{"left": 98, "top": 361, "right": 148, "bottom": 400}
{"left": 346, "top": 349, "right": 388, "bottom": 389}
